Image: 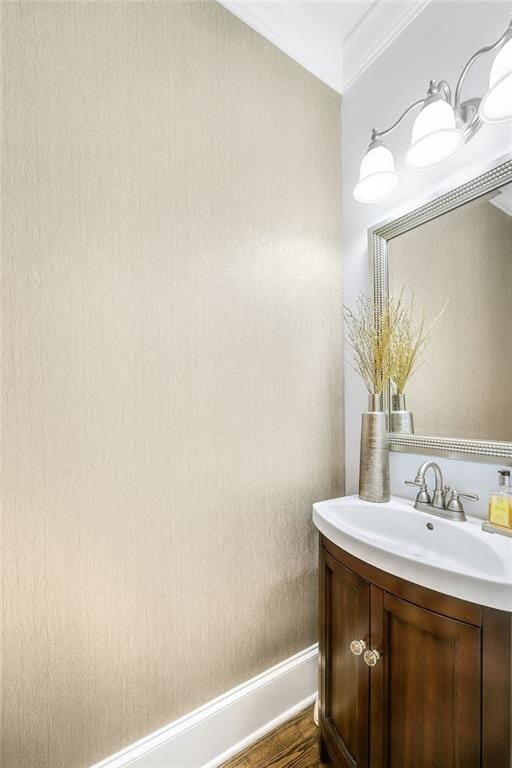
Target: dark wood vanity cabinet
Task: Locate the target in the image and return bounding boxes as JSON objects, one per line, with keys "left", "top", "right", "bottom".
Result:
{"left": 319, "top": 536, "right": 511, "bottom": 768}
{"left": 320, "top": 548, "right": 370, "bottom": 767}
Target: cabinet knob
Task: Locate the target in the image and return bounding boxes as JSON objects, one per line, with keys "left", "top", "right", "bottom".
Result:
{"left": 363, "top": 649, "right": 381, "bottom": 667}
{"left": 349, "top": 639, "right": 367, "bottom": 656}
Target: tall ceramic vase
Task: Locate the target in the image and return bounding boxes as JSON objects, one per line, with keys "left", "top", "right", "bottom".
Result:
{"left": 390, "top": 393, "right": 414, "bottom": 435}
{"left": 359, "top": 394, "right": 390, "bottom": 503}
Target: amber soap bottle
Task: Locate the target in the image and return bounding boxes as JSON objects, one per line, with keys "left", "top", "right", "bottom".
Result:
{"left": 488, "top": 470, "right": 512, "bottom": 529}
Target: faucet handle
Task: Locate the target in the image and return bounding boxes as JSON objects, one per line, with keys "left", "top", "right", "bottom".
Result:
{"left": 458, "top": 492, "right": 479, "bottom": 501}
{"left": 446, "top": 490, "right": 479, "bottom": 515}
{"left": 405, "top": 480, "right": 431, "bottom": 505}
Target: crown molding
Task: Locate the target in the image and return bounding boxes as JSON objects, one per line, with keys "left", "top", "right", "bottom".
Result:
{"left": 343, "top": 0, "right": 432, "bottom": 92}
{"left": 218, "top": 1, "right": 343, "bottom": 92}
{"left": 219, "top": 1, "right": 431, "bottom": 95}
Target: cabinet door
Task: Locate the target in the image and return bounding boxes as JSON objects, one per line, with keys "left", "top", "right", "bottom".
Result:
{"left": 370, "top": 587, "right": 481, "bottom": 768}
{"left": 320, "top": 547, "right": 370, "bottom": 768}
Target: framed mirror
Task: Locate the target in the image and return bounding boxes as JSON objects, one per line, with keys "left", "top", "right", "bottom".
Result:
{"left": 370, "top": 157, "right": 512, "bottom": 463}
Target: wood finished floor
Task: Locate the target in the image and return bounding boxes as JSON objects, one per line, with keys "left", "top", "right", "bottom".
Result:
{"left": 221, "top": 706, "right": 327, "bottom": 768}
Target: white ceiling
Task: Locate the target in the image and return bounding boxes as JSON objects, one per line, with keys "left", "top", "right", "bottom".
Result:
{"left": 219, "top": 1, "right": 431, "bottom": 93}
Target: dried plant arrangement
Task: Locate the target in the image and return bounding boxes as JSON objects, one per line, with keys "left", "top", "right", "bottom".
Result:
{"left": 343, "top": 294, "right": 394, "bottom": 396}
{"left": 344, "top": 289, "right": 446, "bottom": 398}
{"left": 389, "top": 288, "right": 447, "bottom": 395}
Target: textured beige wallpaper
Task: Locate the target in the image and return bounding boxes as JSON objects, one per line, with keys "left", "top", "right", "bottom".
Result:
{"left": 389, "top": 192, "right": 512, "bottom": 442}
{"left": 1, "top": 3, "right": 343, "bottom": 767}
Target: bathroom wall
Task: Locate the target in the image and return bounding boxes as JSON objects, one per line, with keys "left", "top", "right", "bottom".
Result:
{"left": 2, "top": 4, "right": 343, "bottom": 768}
{"left": 342, "top": 1, "right": 512, "bottom": 515}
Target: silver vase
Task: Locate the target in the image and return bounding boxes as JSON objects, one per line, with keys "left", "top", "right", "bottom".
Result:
{"left": 359, "top": 394, "right": 390, "bottom": 503}
{"left": 390, "top": 393, "right": 414, "bottom": 435}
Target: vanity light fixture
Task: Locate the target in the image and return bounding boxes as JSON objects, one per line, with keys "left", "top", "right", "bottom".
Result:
{"left": 354, "top": 16, "right": 512, "bottom": 203}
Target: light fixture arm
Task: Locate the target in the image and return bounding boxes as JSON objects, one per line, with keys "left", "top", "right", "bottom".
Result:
{"left": 372, "top": 98, "right": 425, "bottom": 140}
{"left": 372, "top": 79, "right": 451, "bottom": 142}
{"left": 454, "top": 18, "right": 512, "bottom": 110}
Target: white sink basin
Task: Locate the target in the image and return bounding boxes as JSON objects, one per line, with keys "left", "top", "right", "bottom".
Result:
{"left": 313, "top": 495, "right": 512, "bottom": 611}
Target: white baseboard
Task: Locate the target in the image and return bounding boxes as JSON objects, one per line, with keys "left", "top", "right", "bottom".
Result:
{"left": 91, "top": 644, "right": 319, "bottom": 768}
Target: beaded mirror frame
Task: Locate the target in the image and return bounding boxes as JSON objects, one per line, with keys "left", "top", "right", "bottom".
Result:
{"left": 369, "top": 156, "right": 512, "bottom": 463}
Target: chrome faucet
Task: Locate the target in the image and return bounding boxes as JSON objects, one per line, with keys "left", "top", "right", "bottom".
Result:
{"left": 405, "top": 460, "right": 479, "bottom": 522}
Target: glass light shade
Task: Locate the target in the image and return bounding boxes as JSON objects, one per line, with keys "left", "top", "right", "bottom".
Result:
{"left": 405, "top": 98, "right": 464, "bottom": 170}
{"left": 479, "top": 38, "right": 512, "bottom": 123}
{"left": 353, "top": 143, "right": 400, "bottom": 203}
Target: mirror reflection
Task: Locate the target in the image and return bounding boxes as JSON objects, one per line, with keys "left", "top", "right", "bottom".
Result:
{"left": 388, "top": 185, "right": 512, "bottom": 443}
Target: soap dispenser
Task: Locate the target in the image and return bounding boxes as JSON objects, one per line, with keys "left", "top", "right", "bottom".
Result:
{"left": 483, "top": 470, "right": 512, "bottom": 536}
